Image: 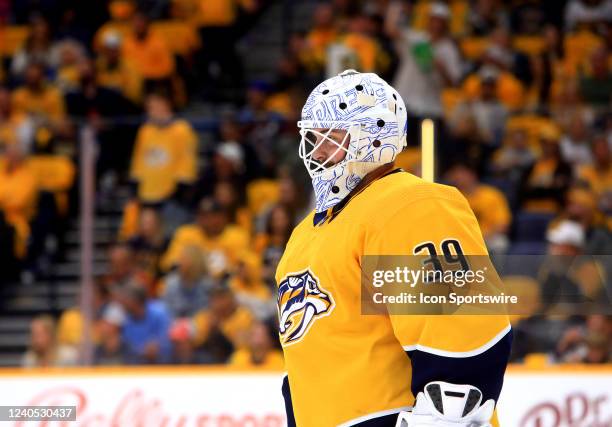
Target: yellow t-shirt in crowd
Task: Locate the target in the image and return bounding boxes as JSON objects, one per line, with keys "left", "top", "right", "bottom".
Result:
{"left": 246, "top": 178, "right": 279, "bottom": 215}
{"left": 464, "top": 185, "right": 512, "bottom": 238}
{"left": 118, "top": 199, "right": 141, "bottom": 241}
{"left": 26, "top": 155, "right": 75, "bottom": 217}
{"left": 463, "top": 71, "right": 525, "bottom": 111}
{"left": 341, "top": 33, "right": 381, "bottom": 72}
{"left": 524, "top": 158, "right": 561, "bottom": 213}
{"left": 57, "top": 308, "right": 83, "bottom": 346}
{"left": 11, "top": 85, "right": 66, "bottom": 123}
{"left": 195, "top": 0, "right": 255, "bottom": 27}
{"left": 192, "top": 305, "right": 254, "bottom": 349}
{"left": 121, "top": 31, "right": 175, "bottom": 79}
{"left": 0, "top": 160, "right": 38, "bottom": 223}
{"left": 577, "top": 164, "right": 612, "bottom": 196}
{"left": 130, "top": 119, "right": 197, "bottom": 203}
{"left": 57, "top": 307, "right": 103, "bottom": 346}
{"left": 26, "top": 156, "right": 75, "bottom": 192}
{"left": 96, "top": 57, "right": 143, "bottom": 103}
{"left": 161, "top": 223, "right": 250, "bottom": 272}
{"left": 0, "top": 159, "right": 38, "bottom": 258}
{"left": 304, "top": 28, "right": 338, "bottom": 68}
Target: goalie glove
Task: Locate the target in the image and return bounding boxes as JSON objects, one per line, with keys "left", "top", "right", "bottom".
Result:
{"left": 395, "top": 381, "right": 495, "bottom": 427}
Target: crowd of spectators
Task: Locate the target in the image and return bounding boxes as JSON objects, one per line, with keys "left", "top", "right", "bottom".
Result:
{"left": 0, "top": 0, "right": 610, "bottom": 367}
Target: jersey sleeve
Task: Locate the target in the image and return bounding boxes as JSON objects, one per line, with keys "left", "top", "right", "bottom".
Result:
{"left": 363, "top": 185, "right": 512, "bottom": 402}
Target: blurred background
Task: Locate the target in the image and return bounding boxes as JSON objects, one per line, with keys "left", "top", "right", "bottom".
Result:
{"left": 0, "top": 0, "right": 610, "bottom": 410}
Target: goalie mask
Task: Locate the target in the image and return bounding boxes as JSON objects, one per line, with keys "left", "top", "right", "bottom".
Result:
{"left": 298, "top": 70, "right": 408, "bottom": 213}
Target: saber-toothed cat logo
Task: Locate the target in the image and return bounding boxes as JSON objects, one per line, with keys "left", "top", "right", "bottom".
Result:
{"left": 277, "top": 269, "right": 334, "bottom": 346}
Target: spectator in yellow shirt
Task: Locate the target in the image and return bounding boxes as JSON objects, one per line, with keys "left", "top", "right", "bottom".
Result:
{"left": 54, "top": 40, "right": 87, "bottom": 93}
{"left": 462, "top": 68, "right": 526, "bottom": 112}
{"left": 56, "top": 281, "right": 112, "bottom": 347}
{"left": 0, "top": 143, "right": 38, "bottom": 226}
{"left": 122, "top": 12, "right": 175, "bottom": 92}
{"left": 577, "top": 135, "right": 611, "bottom": 197}
{"left": 303, "top": 3, "right": 338, "bottom": 71}
{"left": 195, "top": 0, "right": 255, "bottom": 27}
{"left": 11, "top": 62, "right": 66, "bottom": 127}
{"left": 229, "top": 321, "right": 283, "bottom": 369}
{"left": 130, "top": 92, "right": 197, "bottom": 204}
{"left": 340, "top": 14, "right": 387, "bottom": 73}
{"left": 192, "top": 286, "right": 255, "bottom": 363}
{"left": 161, "top": 198, "right": 250, "bottom": 276}
{"left": 96, "top": 32, "right": 143, "bottom": 104}
{"left": 228, "top": 251, "right": 274, "bottom": 320}
{"left": 0, "top": 86, "right": 35, "bottom": 153}
{"left": 446, "top": 161, "right": 512, "bottom": 253}
{"left": 519, "top": 126, "right": 572, "bottom": 213}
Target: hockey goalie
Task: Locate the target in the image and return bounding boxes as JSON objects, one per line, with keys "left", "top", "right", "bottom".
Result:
{"left": 275, "top": 70, "right": 512, "bottom": 427}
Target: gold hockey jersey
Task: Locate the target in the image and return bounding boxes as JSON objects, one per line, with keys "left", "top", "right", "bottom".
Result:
{"left": 276, "top": 170, "right": 511, "bottom": 427}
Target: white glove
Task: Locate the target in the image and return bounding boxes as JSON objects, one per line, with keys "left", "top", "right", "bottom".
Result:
{"left": 395, "top": 381, "right": 495, "bottom": 427}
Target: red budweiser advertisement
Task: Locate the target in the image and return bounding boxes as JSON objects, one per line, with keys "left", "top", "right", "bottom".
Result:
{"left": 0, "top": 366, "right": 610, "bottom": 427}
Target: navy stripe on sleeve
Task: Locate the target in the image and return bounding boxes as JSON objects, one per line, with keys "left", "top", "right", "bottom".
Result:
{"left": 407, "top": 329, "right": 513, "bottom": 402}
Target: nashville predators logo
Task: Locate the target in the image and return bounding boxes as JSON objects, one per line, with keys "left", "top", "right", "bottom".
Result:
{"left": 277, "top": 269, "right": 334, "bottom": 346}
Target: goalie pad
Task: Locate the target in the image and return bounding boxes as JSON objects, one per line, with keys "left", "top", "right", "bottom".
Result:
{"left": 395, "top": 381, "right": 495, "bottom": 427}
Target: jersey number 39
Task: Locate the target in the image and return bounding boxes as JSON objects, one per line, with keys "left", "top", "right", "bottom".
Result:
{"left": 413, "top": 239, "right": 469, "bottom": 271}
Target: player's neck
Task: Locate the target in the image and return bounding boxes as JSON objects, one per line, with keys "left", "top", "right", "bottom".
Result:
{"left": 333, "top": 163, "right": 395, "bottom": 212}
{"left": 352, "top": 163, "right": 396, "bottom": 195}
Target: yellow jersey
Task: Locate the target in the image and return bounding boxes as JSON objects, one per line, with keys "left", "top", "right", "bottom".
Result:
{"left": 130, "top": 119, "right": 197, "bottom": 203}
{"left": 276, "top": 170, "right": 511, "bottom": 427}
{"left": 161, "top": 223, "right": 250, "bottom": 274}
{"left": 464, "top": 184, "right": 512, "bottom": 238}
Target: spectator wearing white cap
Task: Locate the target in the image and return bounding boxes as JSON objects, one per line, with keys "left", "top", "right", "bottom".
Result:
{"left": 216, "top": 141, "right": 245, "bottom": 174}
{"left": 547, "top": 219, "right": 586, "bottom": 255}
{"left": 565, "top": 0, "right": 612, "bottom": 31}
{"left": 93, "top": 306, "right": 128, "bottom": 366}
{"left": 538, "top": 220, "right": 589, "bottom": 312}
{"left": 194, "top": 140, "right": 248, "bottom": 203}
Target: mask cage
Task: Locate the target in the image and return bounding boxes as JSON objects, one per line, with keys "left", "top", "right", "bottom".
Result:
{"left": 297, "top": 121, "right": 361, "bottom": 178}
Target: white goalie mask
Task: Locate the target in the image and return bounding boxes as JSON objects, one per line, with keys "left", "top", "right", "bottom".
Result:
{"left": 298, "top": 70, "right": 408, "bottom": 213}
